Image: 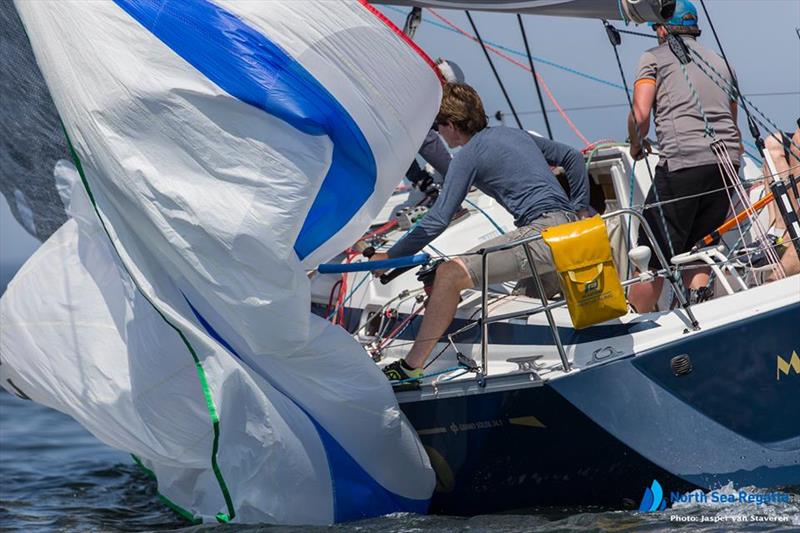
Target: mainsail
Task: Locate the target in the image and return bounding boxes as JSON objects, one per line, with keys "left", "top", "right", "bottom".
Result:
{"left": 2, "top": 0, "right": 440, "bottom": 524}
{"left": 373, "top": 0, "right": 675, "bottom": 23}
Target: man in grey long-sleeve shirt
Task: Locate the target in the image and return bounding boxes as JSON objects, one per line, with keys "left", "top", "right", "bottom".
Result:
{"left": 374, "top": 83, "right": 590, "bottom": 382}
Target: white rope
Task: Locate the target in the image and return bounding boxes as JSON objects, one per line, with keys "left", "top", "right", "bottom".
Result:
{"left": 711, "top": 141, "right": 785, "bottom": 281}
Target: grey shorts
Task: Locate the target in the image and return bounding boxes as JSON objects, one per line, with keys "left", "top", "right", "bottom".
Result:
{"left": 460, "top": 210, "right": 578, "bottom": 298}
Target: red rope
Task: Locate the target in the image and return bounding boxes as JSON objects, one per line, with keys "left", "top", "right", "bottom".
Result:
{"left": 378, "top": 304, "right": 425, "bottom": 350}
{"left": 358, "top": 0, "right": 444, "bottom": 84}
{"left": 582, "top": 139, "right": 618, "bottom": 153}
{"left": 426, "top": 9, "right": 592, "bottom": 147}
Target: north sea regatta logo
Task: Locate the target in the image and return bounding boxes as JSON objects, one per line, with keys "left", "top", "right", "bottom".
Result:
{"left": 639, "top": 479, "right": 667, "bottom": 512}
{"left": 638, "top": 479, "right": 792, "bottom": 513}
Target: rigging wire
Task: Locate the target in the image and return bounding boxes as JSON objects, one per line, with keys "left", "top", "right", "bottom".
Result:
{"left": 426, "top": 8, "right": 592, "bottom": 146}
{"left": 383, "top": 5, "right": 629, "bottom": 93}
{"left": 684, "top": 46, "right": 800, "bottom": 159}
{"left": 696, "top": 0, "right": 763, "bottom": 148}
{"left": 601, "top": 20, "right": 677, "bottom": 262}
{"left": 516, "top": 14, "right": 553, "bottom": 139}
{"left": 615, "top": 27, "right": 658, "bottom": 39}
{"left": 599, "top": 19, "right": 794, "bottom": 161}
{"left": 659, "top": 22, "right": 786, "bottom": 275}
{"left": 464, "top": 10, "right": 524, "bottom": 129}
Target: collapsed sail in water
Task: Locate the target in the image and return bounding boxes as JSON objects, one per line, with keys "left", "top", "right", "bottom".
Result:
{"left": 373, "top": 0, "right": 676, "bottom": 23}
{"left": 2, "top": 0, "right": 440, "bottom": 524}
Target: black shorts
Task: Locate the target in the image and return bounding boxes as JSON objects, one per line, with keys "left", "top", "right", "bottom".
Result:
{"left": 638, "top": 163, "right": 733, "bottom": 269}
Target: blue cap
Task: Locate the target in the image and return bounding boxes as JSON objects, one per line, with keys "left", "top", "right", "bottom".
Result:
{"left": 650, "top": 0, "right": 698, "bottom": 28}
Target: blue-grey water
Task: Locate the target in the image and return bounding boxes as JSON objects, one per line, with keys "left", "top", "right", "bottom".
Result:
{"left": 1, "top": 2, "right": 798, "bottom": 531}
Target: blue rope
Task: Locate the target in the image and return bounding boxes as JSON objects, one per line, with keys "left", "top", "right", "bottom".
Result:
{"left": 678, "top": 62, "right": 715, "bottom": 138}
{"left": 327, "top": 272, "right": 371, "bottom": 321}
{"left": 617, "top": 0, "right": 630, "bottom": 26}
{"left": 464, "top": 198, "right": 507, "bottom": 235}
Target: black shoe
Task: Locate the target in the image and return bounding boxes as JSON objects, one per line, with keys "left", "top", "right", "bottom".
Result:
{"left": 382, "top": 359, "right": 423, "bottom": 381}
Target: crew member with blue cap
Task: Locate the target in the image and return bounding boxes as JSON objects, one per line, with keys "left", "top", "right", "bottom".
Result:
{"left": 627, "top": 0, "right": 743, "bottom": 311}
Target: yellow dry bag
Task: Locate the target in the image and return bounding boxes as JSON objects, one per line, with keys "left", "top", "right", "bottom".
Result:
{"left": 541, "top": 215, "right": 627, "bottom": 329}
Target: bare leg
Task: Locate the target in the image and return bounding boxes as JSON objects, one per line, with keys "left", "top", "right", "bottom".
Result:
{"left": 776, "top": 245, "right": 800, "bottom": 278}
{"left": 788, "top": 128, "right": 800, "bottom": 214}
{"left": 684, "top": 265, "right": 710, "bottom": 290}
{"left": 404, "top": 259, "right": 474, "bottom": 369}
{"left": 764, "top": 130, "right": 800, "bottom": 281}
{"left": 764, "top": 133, "right": 794, "bottom": 231}
{"left": 629, "top": 264, "right": 711, "bottom": 313}
{"left": 628, "top": 275, "right": 664, "bottom": 313}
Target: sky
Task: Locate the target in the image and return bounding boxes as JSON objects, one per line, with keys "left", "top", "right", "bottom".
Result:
{"left": 1, "top": 0, "right": 798, "bottom": 270}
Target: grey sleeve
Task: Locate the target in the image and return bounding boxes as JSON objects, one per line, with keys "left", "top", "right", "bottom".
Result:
{"left": 418, "top": 129, "right": 451, "bottom": 178}
{"left": 530, "top": 135, "right": 590, "bottom": 210}
{"left": 635, "top": 50, "right": 657, "bottom": 83}
{"left": 387, "top": 148, "right": 477, "bottom": 258}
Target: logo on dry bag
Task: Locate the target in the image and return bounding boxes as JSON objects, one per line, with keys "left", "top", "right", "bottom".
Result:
{"left": 584, "top": 279, "right": 600, "bottom": 295}
{"left": 777, "top": 351, "right": 800, "bottom": 380}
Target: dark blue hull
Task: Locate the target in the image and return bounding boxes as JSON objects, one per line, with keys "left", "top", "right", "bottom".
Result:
{"left": 399, "top": 382, "right": 696, "bottom": 515}
{"left": 397, "top": 301, "right": 800, "bottom": 515}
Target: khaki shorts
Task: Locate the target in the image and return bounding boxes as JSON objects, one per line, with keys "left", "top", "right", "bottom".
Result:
{"left": 460, "top": 210, "right": 578, "bottom": 298}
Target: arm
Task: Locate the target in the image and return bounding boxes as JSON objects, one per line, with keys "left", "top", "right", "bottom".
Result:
{"left": 418, "top": 128, "right": 451, "bottom": 179}
{"left": 387, "top": 150, "right": 477, "bottom": 258}
{"left": 531, "top": 135, "right": 590, "bottom": 211}
{"left": 628, "top": 80, "right": 655, "bottom": 157}
{"left": 629, "top": 51, "right": 657, "bottom": 159}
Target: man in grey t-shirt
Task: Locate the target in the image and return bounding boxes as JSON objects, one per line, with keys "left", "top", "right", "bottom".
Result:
{"left": 626, "top": 0, "right": 742, "bottom": 312}
{"left": 371, "top": 83, "right": 590, "bottom": 381}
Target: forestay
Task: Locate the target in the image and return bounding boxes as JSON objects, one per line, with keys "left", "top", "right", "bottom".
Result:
{"left": 2, "top": 0, "right": 440, "bottom": 524}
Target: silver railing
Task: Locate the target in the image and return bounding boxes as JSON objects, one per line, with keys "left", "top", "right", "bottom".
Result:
{"left": 450, "top": 208, "right": 700, "bottom": 381}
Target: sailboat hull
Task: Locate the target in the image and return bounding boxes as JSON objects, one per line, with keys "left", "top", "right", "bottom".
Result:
{"left": 394, "top": 299, "right": 800, "bottom": 514}
{"left": 400, "top": 381, "right": 696, "bottom": 514}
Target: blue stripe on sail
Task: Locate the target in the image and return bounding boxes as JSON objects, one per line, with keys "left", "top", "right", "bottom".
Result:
{"left": 113, "top": 0, "right": 377, "bottom": 260}
{"left": 183, "top": 296, "right": 429, "bottom": 520}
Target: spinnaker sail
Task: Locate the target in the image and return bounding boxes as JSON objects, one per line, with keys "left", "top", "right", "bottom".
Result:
{"left": 2, "top": 0, "right": 440, "bottom": 524}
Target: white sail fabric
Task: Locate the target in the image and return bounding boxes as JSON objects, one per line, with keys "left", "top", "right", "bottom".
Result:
{"left": 374, "top": 0, "right": 675, "bottom": 23}
{"left": 2, "top": 0, "right": 439, "bottom": 524}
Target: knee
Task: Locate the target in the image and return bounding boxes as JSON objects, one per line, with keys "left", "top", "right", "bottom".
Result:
{"left": 434, "top": 260, "right": 473, "bottom": 292}
{"left": 764, "top": 133, "right": 785, "bottom": 159}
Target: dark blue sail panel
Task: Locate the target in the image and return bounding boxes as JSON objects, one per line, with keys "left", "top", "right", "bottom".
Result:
{"left": 112, "top": 0, "right": 377, "bottom": 260}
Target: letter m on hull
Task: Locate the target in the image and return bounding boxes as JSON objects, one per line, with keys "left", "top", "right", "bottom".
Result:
{"left": 777, "top": 351, "right": 800, "bottom": 380}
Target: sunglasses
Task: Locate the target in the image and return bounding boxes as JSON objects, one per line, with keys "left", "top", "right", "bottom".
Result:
{"left": 432, "top": 120, "right": 449, "bottom": 132}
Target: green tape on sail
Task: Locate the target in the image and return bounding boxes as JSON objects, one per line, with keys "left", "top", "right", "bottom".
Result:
{"left": 64, "top": 127, "right": 236, "bottom": 521}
